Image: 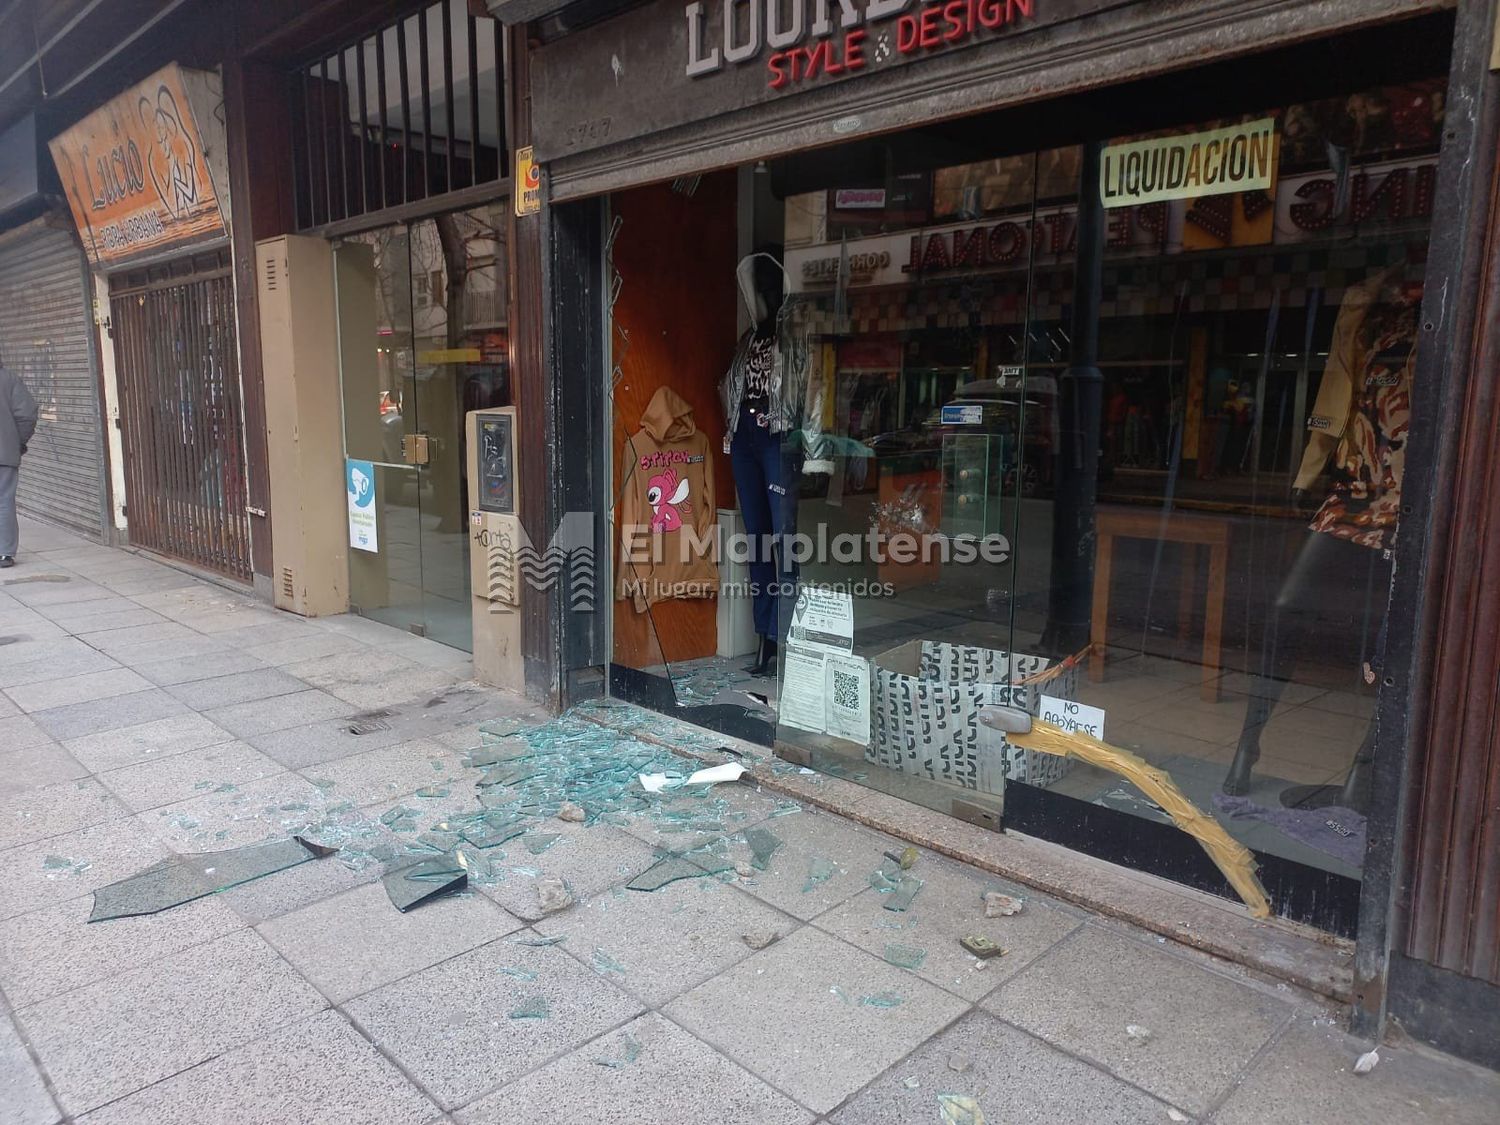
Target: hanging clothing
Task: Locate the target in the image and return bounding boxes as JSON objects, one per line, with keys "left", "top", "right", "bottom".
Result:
{"left": 1295, "top": 273, "right": 1417, "bottom": 552}
{"left": 616, "top": 387, "right": 719, "bottom": 612}
{"left": 720, "top": 297, "right": 817, "bottom": 444}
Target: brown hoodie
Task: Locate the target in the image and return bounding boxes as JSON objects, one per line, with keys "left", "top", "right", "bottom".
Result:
{"left": 616, "top": 387, "right": 719, "bottom": 612}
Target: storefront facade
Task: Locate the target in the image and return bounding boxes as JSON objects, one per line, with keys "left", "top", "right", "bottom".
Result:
{"left": 49, "top": 64, "right": 256, "bottom": 580}
{"left": 507, "top": 0, "right": 1500, "bottom": 1068}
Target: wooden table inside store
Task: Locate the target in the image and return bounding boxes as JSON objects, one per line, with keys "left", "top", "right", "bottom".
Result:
{"left": 1089, "top": 508, "right": 1230, "bottom": 702}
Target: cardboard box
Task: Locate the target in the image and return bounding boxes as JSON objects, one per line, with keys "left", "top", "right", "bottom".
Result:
{"left": 866, "top": 640, "right": 1074, "bottom": 793}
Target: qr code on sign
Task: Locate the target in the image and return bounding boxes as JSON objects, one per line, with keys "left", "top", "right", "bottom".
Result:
{"left": 832, "top": 669, "right": 861, "bottom": 710}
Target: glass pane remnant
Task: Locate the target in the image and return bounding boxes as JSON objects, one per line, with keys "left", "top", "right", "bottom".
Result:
{"left": 937, "top": 1093, "right": 984, "bottom": 1125}
{"left": 508, "top": 996, "right": 550, "bottom": 1020}
{"left": 592, "top": 948, "right": 627, "bottom": 976}
{"left": 523, "top": 833, "right": 562, "bottom": 855}
{"left": 593, "top": 1032, "right": 644, "bottom": 1068}
{"left": 626, "top": 849, "right": 733, "bottom": 892}
{"left": 802, "top": 857, "right": 837, "bottom": 893}
{"left": 859, "top": 990, "right": 905, "bottom": 1009}
{"left": 89, "top": 836, "right": 337, "bottom": 922}
{"left": 884, "top": 875, "right": 924, "bottom": 912}
{"left": 883, "top": 943, "right": 927, "bottom": 970}
{"left": 382, "top": 853, "right": 468, "bottom": 912}
{"left": 744, "top": 827, "right": 783, "bottom": 870}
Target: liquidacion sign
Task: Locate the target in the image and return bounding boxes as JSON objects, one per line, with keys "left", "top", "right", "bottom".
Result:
{"left": 1101, "top": 118, "right": 1277, "bottom": 208}
{"left": 685, "top": 0, "right": 1038, "bottom": 90}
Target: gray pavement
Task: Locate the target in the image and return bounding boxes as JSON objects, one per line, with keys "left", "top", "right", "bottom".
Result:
{"left": 1, "top": 515, "right": 1497, "bottom": 1124}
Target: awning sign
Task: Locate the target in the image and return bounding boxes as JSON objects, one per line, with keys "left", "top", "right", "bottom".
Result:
{"left": 48, "top": 64, "right": 226, "bottom": 268}
{"left": 1101, "top": 118, "right": 1276, "bottom": 209}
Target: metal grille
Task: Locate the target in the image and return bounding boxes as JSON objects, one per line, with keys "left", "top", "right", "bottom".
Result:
{"left": 291, "top": 0, "right": 507, "bottom": 231}
{"left": 110, "top": 255, "right": 252, "bottom": 581}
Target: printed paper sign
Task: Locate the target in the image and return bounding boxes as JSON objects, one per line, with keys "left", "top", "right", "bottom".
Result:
{"left": 1040, "top": 695, "right": 1106, "bottom": 740}
{"left": 779, "top": 646, "right": 829, "bottom": 735}
{"left": 1101, "top": 118, "right": 1276, "bottom": 208}
{"left": 346, "top": 459, "right": 378, "bottom": 553}
{"left": 824, "top": 654, "right": 871, "bottom": 746}
{"left": 787, "top": 586, "right": 854, "bottom": 655}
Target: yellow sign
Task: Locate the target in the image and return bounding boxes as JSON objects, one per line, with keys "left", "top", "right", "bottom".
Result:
{"left": 49, "top": 64, "right": 226, "bottom": 268}
{"left": 1100, "top": 118, "right": 1277, "bottom": 209}
{"left": 515, "top": 146, "right": 541, "bottom": 216}
{"left": 417, "top": 348, "right": 483, "bottom": 364}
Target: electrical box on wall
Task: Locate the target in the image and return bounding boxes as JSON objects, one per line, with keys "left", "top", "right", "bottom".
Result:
{"left": 467, "top": 407, "right": 524, "bottom": 693}
{"left": 256, "top": 235, "right": 349, "bottom": 617}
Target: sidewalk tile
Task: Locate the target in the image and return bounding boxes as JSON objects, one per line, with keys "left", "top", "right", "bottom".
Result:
{"left": 31, "top": 689, "right": 190, "bottom": 742}
{"left": 34, "top": 596, "right": 143, "bottom": 623}
{"left": 249, "top": 715, "right": 409, "bottom": 769}
{"left": 205, "top": 689, "right": 352, "bottom": 739}
{"left": 285, "top": 651, "right": 459, "bottom": 710}
{"left": 99, "top": 741, "right": 284, "bottom": 812}
{"left": 6, "top": 581, "right": 116, "bottom": 608}
{"left": 16, "top": 930, "right": 326, "bottom": 1116}
{"left": 728, "top": 810, "right": 895, "bottom": 922}
{"left": 65, "top": 609, "right": 172, "bottom": 636}
{"left": 1214, "top": 1018, "right": 1500, "bottom": 1125}
{"left": 0, "top": 643, "right": 120, "bottom": 688}
{"left": 616, "top": 783, "right": 782, "bottom": 853}
{"left": 0, "top": 778, "right": 129, "bottom": 851}
{"left": 474, "top": 821, "right": 658, "bottom": 923}
{"left": 534, "top": 878, "right": 789, "bottom": 1007}
{"left": 0, "top": 714, "right": 53, "bottom": 752}
{"left": 664, "top": 926, "right": 968, "bottom": 1114}
{"left": 0, "top": 743, "right": 89, "bottom": 798}
{"left": 258, "top": 881, "right": 522, "bottom": 1003}
{"left": 814, "top": 860, "right": 1081, "bottom": 1002}
{"left": 135, "top": 773, "right": 333, "bottom": 850}
{"left": 456, "top": 1012, "right": 812, "bottom": 1125}
{"left": 216, "top": 830, "right": 395, "bottom": 924}
{"left": 984, "top": 925, "right": 1288, "bottom": 1115}
{"left": 1, "top": 815, "right": 167, "bottom": 920}
{"left": 75, "top": 1010, "right": 437, "bottom": 1125}
{"left": 5, "top": 668, "right": 154, "bottom": 714}
{"left": 0, "top": 891, "right": 244, "bottom": 1006}
{"left": 345, "top": 939, "right": 643, "bottom": 1110}
{"left": 128, "top": 650, "right": 267, "bottom": 687}
{"left": 82, "top": 623, "right": 215, "bottom": 657}
{"left": 830, "top": 1011, "right": 1172, "bottom": 1124}
{"left": 64, "top": 713, "right": 236, "bottom": 773}
{"left": 305, "top": 738, "right": 469, "bottom": 808}
{"left": 0, "top": 1009, "right": 61, "bottom": 1125}
{"left": 164, "top": 668, "right": 311, "bottom": 711}
{"left": 244, "top": 631, "right": 367, "bottom": 667}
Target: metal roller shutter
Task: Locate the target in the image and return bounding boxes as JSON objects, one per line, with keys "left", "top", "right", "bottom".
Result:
{"left": 0, "top": 218, "right": 105, "bottom": 539}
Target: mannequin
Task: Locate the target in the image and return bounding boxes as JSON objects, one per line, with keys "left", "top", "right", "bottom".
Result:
{"left": 721, "top": 251, "right": 809, "bottom": 675}
{"left": 1222, "top": 266, "right": 1419, "bottom": 811}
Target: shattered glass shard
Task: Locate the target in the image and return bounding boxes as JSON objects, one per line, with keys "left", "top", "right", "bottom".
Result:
{"left": 379, "top": 805, "right": 416, "bottom": 826}
{"left": 591, "top": 948, "right": 627, "bottom": 976}
{"left": 461, "top": 823, "right": 527, "bottom": 849}
{"left": 802, "top": 857, "right": 837, "bottom": 893}
{"left": 523, "top": 833, "right": 562, "bottom": 855}
{"left": 883, "top": 943, "right": 927, "bottom": 970}
{"left": 626, "top": 849, "right": 733, "bottom": 892}
{"left": 592, "top": 1032, "right": 644, "bottom": 1068}
{"left": 937, "top": 1093, "right": 985, "bottom": 1124}
{"left": 744, "top": 827, "right": 783, "bottom": 871}
{"left": 859, "top": 990, "right": 905, "bottom": 1009}
{"left": 382, "top": 853, "right": 468, "bottom": 912}
{"left": 498, "top": 966, "right": 539, "bottom": 981}
{"left": 89, "top": 836, "right": 337, "bottom": 922}
{"left": 883, "top": 875, "right": 924, "bottom": 912}
{"left": 414, "top": 786, "right": 450, "bottom": 799}
{"left": 510, "top": 933, "right": 567, "bottom": 947}
{"left": 508, "top": 996, "right": 550, "bottom": 1020}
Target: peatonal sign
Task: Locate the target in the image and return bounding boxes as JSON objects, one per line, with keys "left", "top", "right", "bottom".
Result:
{"left": 48, "top": 64, "right": 227, "bottom": 269}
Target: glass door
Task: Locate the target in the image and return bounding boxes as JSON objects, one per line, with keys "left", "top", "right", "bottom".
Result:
{"left": 335, "top": 205, "right": 511, "bottom": 652}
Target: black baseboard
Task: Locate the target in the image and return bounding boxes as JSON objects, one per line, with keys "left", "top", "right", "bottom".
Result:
{"left": 1387, "top": 952, "right": 1500, "bottom": 1071}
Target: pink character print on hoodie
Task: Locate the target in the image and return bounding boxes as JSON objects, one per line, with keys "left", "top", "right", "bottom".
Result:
{"left": 646, "top": 468, "right": 692, "bottom": 532}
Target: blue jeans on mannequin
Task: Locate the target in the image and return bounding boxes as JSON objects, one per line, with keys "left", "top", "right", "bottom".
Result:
{"left": 730, "top": 407, "right": 797, "bottom": 641}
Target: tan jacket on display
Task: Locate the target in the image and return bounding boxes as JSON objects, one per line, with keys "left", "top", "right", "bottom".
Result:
{"left": 616, "top": 387, "right": 719, "bottom": 612}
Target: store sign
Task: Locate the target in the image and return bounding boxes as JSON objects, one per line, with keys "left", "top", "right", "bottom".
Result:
{"left": 1100, "top": 118, "right": 1277, "bottom": 208}
{"left": 48, "top": 64, "right": 226, "bottom": 268}
{"left": 514, "top": 146, "right": 541, "bottom": 215}
{"left": 835, "top": 188, "right": 887, "bottom": 209}
{"left": 941, "top": 404, "right": 983, "bottom": 424}
{"left": 686, "top": 0, "right": 1038, "bottom": 90}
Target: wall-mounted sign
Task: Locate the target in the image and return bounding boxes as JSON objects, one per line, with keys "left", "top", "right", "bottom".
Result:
{"left": 1100, "top": 118, "right": 1277, "bottom": 209}
{"left": 48, "top": 64, "right": 227, "bottom": 269}
{"left": 515, "top": 146, "right": 541, "bottom": 215}
{"left": 834, "top": 188, "right": 887, "bottom": 209}
{"left": 346, "top": 459, "right": 379, "bottom": 553}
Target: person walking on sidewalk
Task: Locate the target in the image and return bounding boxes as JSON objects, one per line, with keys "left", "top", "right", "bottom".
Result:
{"left": 0, "top": 363, "right": 39, "bottom": 568}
